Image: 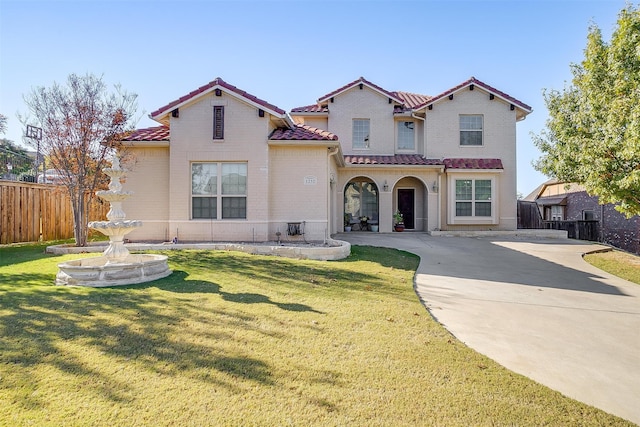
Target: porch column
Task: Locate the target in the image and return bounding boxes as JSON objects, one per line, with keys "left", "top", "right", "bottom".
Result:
{"left": 379, "top": 190, "right": 393, "bottom": 233}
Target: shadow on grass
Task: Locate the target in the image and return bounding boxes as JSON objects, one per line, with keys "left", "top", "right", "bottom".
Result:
{"left": 0, "top": 274, "right": 276, "bottom": 410}
{"left": 141, "top": 270, "right": 324, "bottom": 313}
{"left": 0, "top": 244, "right": 418, "bottom": 410}
{"left": 160, "top": 246, "right": 418, "bottom": 301}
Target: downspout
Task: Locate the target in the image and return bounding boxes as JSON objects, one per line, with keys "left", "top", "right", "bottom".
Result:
{"left": 437, "top": 171, "right": 443, "bottom": 231}
{"left": 328, "top": 146, "right": 340, "bottom": 238}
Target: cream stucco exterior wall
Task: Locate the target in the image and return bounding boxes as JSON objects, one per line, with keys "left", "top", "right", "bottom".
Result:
{"left": 268, "top": 145, "right": 332, "bottom": 241}
{"left": 157, "top": 92, "right": 284, "bottom": 242}
{"left": 121, "top": 146, "right": 170, "bottom": 241}
{"left": 296, "top": 117, "right": 328, "bottom": 130}
{"left": 326, "top": 87, "right": 396, "bottom": 156}
{"left": 425, "top": 88, "right": 518, "bottom": 230}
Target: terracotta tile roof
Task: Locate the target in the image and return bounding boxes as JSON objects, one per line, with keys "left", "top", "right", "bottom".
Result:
{"left": 344, "top": 155, "right": 504, "bottom": 169}
{"left": 290, "top": 104, "right": 329, "bottom": 113}
{"left": 150, "top": 77, "right": 286, "bottom": 119}
{"left": 345, "top": 154, "right": 442, "bottom": 166}
{"left": 393, "top": 105, "right": 412, "bottom": 114}
{"left": 415, "top": 77, "right": 532, "bottom": 112}
{"left": 124, "top": 126, "right": 170, "bottom": 141}
{"left": 392, "top": 91, "right": 432, "bottom": 109}
{"left": 318, "top": 77, "right": 404, "bottom": 104}
{"left": 443, "top": 158, "right": 503, "bottom": 169}
{"left": 270, "top": 124, "right": 338, "bottom": 141}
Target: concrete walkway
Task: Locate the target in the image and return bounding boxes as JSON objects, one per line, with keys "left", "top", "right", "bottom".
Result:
{"left": 338, "top": 232, "right": 640, "bottom": 425}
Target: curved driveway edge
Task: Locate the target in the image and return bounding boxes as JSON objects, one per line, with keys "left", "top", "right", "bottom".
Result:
{"left": 338, "top": 233, "right": 640, "bottom": 425}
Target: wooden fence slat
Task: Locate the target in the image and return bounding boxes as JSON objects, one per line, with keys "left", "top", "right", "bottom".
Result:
{"left": 0, "top": 181, "right": 109, "bottom": 244}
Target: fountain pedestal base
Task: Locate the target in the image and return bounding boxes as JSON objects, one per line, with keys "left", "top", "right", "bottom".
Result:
{"left": 56, "top": 254, "right": 171, "bottom": 287}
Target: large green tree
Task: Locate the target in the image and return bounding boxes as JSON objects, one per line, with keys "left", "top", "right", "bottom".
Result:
{"left": 534, "top": 5, "right": 640, "bottom": 217}
{"left": 21, "top": 73, "right": 138, "bottom": 246}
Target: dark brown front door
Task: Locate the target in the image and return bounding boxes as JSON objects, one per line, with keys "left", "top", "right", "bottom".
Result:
{"left": 398, "top": 189, "right": 415, "bottom": 229}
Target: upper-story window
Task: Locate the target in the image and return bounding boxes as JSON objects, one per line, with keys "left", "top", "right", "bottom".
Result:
{"left": 460, "top": 115, "right": 483, "bottom": 146}
{"left": 397, "top": 121, "right": 415, "bottom": 150}
{"left": 352, "top": 119, "right": 370, "bottom": 149}
{"left": 213, "top": 106, "right": 224, "bottom": 140}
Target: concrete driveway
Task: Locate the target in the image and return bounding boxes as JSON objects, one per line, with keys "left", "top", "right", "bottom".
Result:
{"left": 338, "top": 232, "right": 640, "bottom": 425}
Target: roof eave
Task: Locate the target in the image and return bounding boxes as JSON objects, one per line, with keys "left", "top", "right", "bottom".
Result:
{"left": 414, "top": 79, "right": 532, "bottom": 116}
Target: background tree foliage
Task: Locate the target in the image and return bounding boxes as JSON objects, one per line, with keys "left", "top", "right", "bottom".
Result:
{"left": 533, "top": 5, "right": 640, "bottom": 217}
{"left": 21, "top": 73, "right": 138, "bottom": 246}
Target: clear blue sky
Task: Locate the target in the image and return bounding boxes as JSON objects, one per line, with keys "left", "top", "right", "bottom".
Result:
{"left": 0, "top": 0, "right": 627, "bottom": 196}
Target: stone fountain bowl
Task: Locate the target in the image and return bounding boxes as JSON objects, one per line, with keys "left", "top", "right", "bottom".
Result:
{"left": 89, "top": 220, "right": 142, "bottom": 235}
{"left": 56, "top": 254, "right": 171, "bottom": 287}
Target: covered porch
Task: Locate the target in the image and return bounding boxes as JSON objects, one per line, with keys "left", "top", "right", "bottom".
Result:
{"left": 339, "top": 169, "right": 441, "bottom": 233}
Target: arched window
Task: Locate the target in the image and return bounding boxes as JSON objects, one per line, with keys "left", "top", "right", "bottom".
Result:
{"left": 344, "top": 180, "right": 379, "bottom": 222}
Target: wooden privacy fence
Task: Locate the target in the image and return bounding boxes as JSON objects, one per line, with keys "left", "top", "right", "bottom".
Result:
{"left": 0, "top": 180, "right": 109, "bottom": 244}
{"left": 517, "top": 200, "right": 544, "bottom": 229}
{"left": 543, "top": 220, "right": 600, "bottom": 241}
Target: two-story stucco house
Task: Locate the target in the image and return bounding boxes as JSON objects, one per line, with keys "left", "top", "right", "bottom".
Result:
{"left": 121, "top": 76, "right": 531, "bottom": 243}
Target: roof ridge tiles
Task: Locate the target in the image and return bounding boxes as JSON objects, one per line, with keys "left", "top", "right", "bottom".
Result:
{"left": 150, "top": 77, "right": 286, "bottom": 119}
{"left": 317, "top": 76, "right": 403, "bottom": 104}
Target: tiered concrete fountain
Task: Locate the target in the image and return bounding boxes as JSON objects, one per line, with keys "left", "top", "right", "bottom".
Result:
{"left": 56, "top": 156, "right": 171, "bottom": 287}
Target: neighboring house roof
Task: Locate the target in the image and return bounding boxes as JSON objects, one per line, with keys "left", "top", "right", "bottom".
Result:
{"left": 523, "top": 178, "right": 559, "bottom": 201}
{"left": 150, "top": 77, "right": 288, "bottom": 125}
{"left": 345, "top": 155, "right": 504, "bottom": 170}
{"left": 317, "top": 76, "right": 404, "bottom": 105}
{"left": 124, "top": 126, "right": 170, "bottom": 141}
{"left": 415, "top": 76, "right": 532, "bottom": 115}
{"left": 269, "top": 124, "right": 338, "bottom": 141}
{"left": 536, "top": 196, "right": 567, "bottom": 206}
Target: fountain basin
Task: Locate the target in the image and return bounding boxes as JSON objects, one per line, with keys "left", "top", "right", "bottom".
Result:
{"left": 56, "top": 254, "right": 171, "bottom": 287}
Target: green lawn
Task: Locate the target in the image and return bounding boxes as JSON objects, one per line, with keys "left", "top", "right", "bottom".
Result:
{"left": 0, "top": 243, "right": 633, "bottom": 426}
{"left": 584, "top": 249, "right": 640, "bottom": 285}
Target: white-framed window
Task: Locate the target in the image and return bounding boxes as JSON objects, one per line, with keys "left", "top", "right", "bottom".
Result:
{"left": 550, "top": 205, "right": 564, "bottom": 221}
{"left": 460, "top": 115, "right": 483, "bottom": 146}
{"left": 397, "top": 121, "right": 415, "bottom": 150}
{"left": 352, "top": 119, "right": 370, "bottom": 149}
{"left": 192, "top": 162, "right": 247, "bottom": 219}
{"left": 455, "top": 179, "right": 492, "bottom": 217}
{"left": 448, "top": 174, "right": 498, "bottom": 225}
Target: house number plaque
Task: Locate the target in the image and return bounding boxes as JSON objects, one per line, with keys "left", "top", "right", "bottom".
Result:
{"left": 304, "top": 176, "right": 317, "bottom": 185}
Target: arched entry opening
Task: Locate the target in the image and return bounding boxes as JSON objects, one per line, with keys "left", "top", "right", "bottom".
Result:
{"left": 393, "top": 176, "right": 428, "bottom": 231}
{"left": 344, "top": 178, "right": 379, "bottom": 231}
